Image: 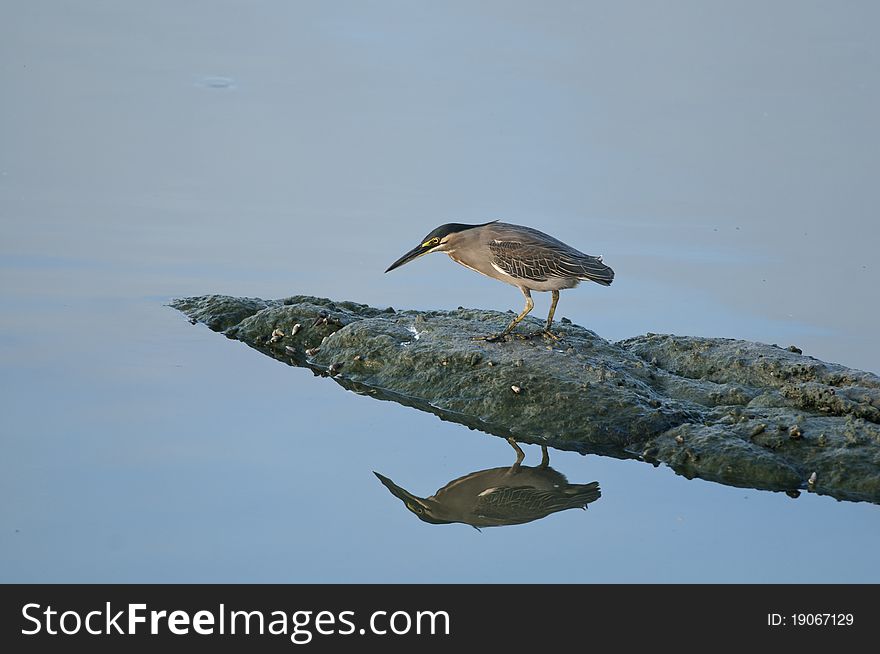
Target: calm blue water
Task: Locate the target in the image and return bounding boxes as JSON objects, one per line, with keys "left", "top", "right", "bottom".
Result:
{"left": 1, "top": 1, "right": 878, "bottom": 582}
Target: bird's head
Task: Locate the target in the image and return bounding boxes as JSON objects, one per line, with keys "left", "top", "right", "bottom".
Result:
{"left": 384, "top": 221, "right": 497, "bottom": 273}
{"left": 373, "top": 471, "right": 452, "bottom": 525}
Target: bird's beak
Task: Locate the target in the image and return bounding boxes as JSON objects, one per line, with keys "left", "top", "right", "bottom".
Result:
{"left": 385, "top": 243, "right": 432, "bottom": 273}
{"left": 373, "top": 471, "right": 426, "bottom": 508}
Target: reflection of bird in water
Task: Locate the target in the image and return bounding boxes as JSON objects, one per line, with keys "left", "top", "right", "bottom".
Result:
{"left": 374, "top": 438, "right": 601, "bottom": 528}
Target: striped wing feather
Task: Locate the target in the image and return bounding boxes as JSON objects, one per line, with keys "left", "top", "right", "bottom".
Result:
{"left": 488, "top": 227, "right": 614, "bottom": 285}
{"left": 474, "top": 483, "right": 601, "bottom": 519}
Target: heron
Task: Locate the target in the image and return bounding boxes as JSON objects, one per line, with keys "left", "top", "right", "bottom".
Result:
{"left": 385, "top": 221, "right": 614, "bottom": 341}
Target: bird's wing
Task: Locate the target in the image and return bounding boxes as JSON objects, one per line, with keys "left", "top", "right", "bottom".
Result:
{"left": 474, "top": 483, "right": 600, "bottom": 518}
{"left": 488, "top": 231, "right": 614, "bottom": 285}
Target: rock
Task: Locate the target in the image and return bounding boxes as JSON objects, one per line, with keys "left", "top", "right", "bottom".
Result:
{"left": 170, "top": 294, "right": 880, "bottom": 504}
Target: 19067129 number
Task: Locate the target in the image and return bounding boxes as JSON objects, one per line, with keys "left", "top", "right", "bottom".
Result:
{"left": 792, "top": 613, "right": 854, "bottom": 626}
{"left": 768, "top": 613, "right": 854, "bottom": 626}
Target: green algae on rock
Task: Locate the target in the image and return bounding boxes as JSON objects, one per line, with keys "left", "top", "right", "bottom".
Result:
{"left": 170, "top": 294, "right": 880, "bottom": 504}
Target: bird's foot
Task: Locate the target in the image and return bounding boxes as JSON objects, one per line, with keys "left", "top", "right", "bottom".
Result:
{"left": 473, "top": 332, "right": 513, "bottom": 343}
{"left": 528, "top": 329, "right": 560, "bottom": 341}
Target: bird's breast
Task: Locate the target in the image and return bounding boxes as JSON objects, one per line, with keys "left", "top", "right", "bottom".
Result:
{"left": 446, "top": 251, "right": 490, "bottom": 277}
{"left": 446, "top": 250, "right": 520, "bottom": 286}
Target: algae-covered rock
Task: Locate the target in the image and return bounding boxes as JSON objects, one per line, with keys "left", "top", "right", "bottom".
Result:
{"left": 170, "top": 294, "right": 880, "bottom": 504}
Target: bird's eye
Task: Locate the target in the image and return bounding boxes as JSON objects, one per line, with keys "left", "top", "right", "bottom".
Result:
{"left": 426, "top": 237, "right": 440, "bottom": 247}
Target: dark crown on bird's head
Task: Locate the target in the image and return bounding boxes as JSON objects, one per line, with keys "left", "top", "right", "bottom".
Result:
{"left": 422, "top": 220, "right": 498, "bottom": 244}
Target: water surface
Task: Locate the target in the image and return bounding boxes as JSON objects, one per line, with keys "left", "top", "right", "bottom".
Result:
{"left": 1, "top": 1, "right": 878, "bottom": 582}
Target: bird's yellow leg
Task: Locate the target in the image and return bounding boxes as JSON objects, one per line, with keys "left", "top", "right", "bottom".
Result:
{"left": 540, "top": 444, "right": 549, "bottom": 468}
{"left": 524, "top": 290, "right": 561, "bottom": 340}
{"left": 507, "top": 437, "right": 525, "bottom": 471}
{"left": 482, "top": 288, "right": 533, "bottom": 342}
{"left": 545, "top": 290, "right": 559, "bottom": 332}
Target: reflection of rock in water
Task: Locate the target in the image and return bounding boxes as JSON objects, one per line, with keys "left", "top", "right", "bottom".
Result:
{"left": 171, "top": 294, "right": 880, "bottom": 504}
{"left": 374, "top": 439, "right": 600, "bottom": 528}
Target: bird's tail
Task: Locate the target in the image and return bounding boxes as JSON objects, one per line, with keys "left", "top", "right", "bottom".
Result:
{"left": 576, "top": 256, "right": 614, "bottom": 286}
{"left": 562, "top": 481, "right": 601, "bottom": 507}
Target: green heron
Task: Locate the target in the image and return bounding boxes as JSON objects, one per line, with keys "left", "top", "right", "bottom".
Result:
{"left": 374, "top": 438, "right": 601, "bottom": 528}
{"left": 385, "top": 221, "right": 614, "bottom": 341}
